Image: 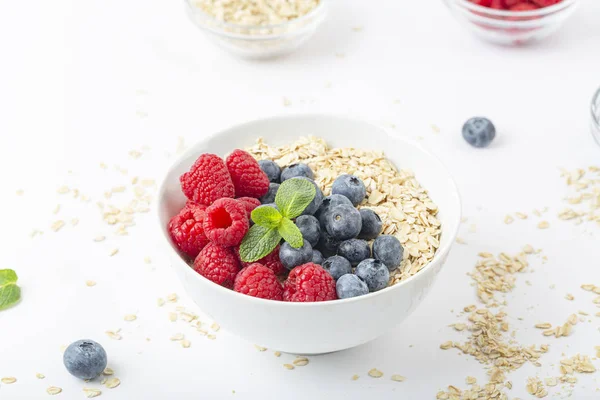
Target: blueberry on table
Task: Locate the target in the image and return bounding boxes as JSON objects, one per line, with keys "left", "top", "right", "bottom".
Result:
{"left": 337, "top": 239, "right": 371, "bottom": 267}
{"left": 279, "top": 241, "right": 313, "bottom": 270}
{"left": 258, "top": 160, "right": 281, "bottom": 183}
{"left": 260, "top": 183, "right": 279, "bottom": 204}
{"left": 358, "top": 208, "right": 383, "bottom": 240}
{"left": 372, "top": 235, "right": 403, "bottom": 271}
{"left": 336, "top": 274, "right": 369, "bottom": 299}
{"left": 280, "top": 163, "right": 314, "bottom": 182}
{"left": 63, "top": 339, "right": 107, "bottom": 380}
{"left": 294, "top": 177, "right": 323, "bottom": 216}
{"left": 462, "top": 117, "right": 495, "bottom": 148}
{"left": 311, "top": 249, "right": 324, "bottom": 265}
{"left": 331, "top": 174, "right": 367, "bottom": 206}
{"left": 355, "top": 259, "right": 390, "bottom": 292}
{"left": 324, "top": 204, "right": 362, "bottom": 241}
{"left": 295, "top": 215, "right": 321, "bottom": 247}
{"left": 322, "top": 255, "right": 352, "bottom": 281}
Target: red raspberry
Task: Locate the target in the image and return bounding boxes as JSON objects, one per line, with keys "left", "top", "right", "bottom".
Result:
{"left": 509, "top": 2, "right": 539, "bottom": 10}
{"left": 237, "top": 245, "right": 285, "bottom": 275}
{"left": 168, "top": 203, "right": 209, "bottom": 259}
{"left": 203, "top": 198, "right": 249, "bottom": 247}
{"left": 234, "top": 263, "right": 283, "bottom": 300}
{"left": 180, "top": 154, "right": 235, "bottom": 205}
{"left": 194, "top": 243, "right": 240, "bottom": 288}
{"left": 530, "top": 0, "right": 559, "bottom": 7}
{"left": 490, "top": 0, "right": 506, "bottom": 9}
{"left": 283, "top": 263, "right": 337, "bottom": 302}
{"left": 226, "top": 150, "right": 269, "bottom": 199}
{"left": 469, "top": 0, "right": 493, "bottom": 6}
{"left": 236, "top": 197, "right": 261, "bottom": 219}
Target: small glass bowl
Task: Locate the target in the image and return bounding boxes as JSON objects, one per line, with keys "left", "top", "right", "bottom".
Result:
{"left": 184, "top": 0, "right": 327, "bottom": 59}
{"left": 442, "top": 0, "right": 578, "bottom": 45}
{"left": 592, "top": 87, "right": 600, "bottom": 146}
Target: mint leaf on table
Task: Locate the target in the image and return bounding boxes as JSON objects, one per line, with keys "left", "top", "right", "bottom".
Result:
{"left": 251, "top": 206, "right": 282, "bottom": 228}
{"left": 0, "top": 269, "right": 21, "bottom": 311}
{"left": 275, "top": 178, "right": 316, "bottom": 219}
{"left": 278, "top": 217, "right": 304, "bottom": 248}
{"left": 239, "top": 225, "right": 282, "bottom": 263}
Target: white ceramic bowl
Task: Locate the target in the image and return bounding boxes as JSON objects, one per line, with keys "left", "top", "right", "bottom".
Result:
{"left": 157, "top": 114, "right": 461, "bottom": 354}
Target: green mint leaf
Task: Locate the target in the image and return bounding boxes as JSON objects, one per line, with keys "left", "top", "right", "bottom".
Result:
{"left": 0, "top": 269, "right": 20, "bottom": 311}
{"left": 239, "top": 225, "right": 281, "bottom": 263}
{"left": 0, "top": 269, "right": 18, "bottom": 286}
{"left": 251, "top": 206, "right": 282, "bottom": 228}
{"left": 278, "top": 217, "right": 304, "bottom": 248}
{"left": 275, "top": 178, "right": 316, "bottom": 219}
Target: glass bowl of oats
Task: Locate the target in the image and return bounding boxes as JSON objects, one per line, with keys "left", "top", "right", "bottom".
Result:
{"left": 157, "top": 115, "right": 461, "bottom": 354}
{"left": 592, "top": 87, "right": 600, "bottom": 146}
{"left": 184, "top": 0, "right": 327, "bottom": 59}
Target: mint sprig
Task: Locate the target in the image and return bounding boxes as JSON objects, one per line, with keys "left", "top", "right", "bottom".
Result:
{"left": 239, "top": 178, "right": 316, "bottom": 263}
{"left": 0, "top": 269, "right": 21, "bottom": 311}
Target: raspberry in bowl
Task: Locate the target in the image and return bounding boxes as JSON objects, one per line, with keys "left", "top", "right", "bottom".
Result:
{"left": 157, "top": 114, "right": 461, "bottom": 354}
{"left": 443, "top": 0, "right": 578, "bottom": 45}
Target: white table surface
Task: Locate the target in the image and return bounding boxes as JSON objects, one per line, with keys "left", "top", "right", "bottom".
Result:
{"left": 1, "top": 0, "right": 600, "bottom": 398}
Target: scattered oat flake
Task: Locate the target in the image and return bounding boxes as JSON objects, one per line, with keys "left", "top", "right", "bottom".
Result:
{"left": 254, "top": 345, "right": 267, "bottom": 352}
{"left": 144, "top": 256, "right": 151, "bottom": 264}
{"left": 368, "top": 368, "right": 383, "bottom": 378}
{"left": 85, "top": 280, "right": 96, "bottom": 287}
{"left": 93, "top": 236, "right": 105, "bottom": 242}
{"left": 105, "top": 330, "right": 122, "bottom": 340}
{"left": 109, "top": 248, "right": 119, "bottom": 257}
{"left": 351, "top": 374, "right": 359, "bottom": 381}
{"left": 168, "top": 312, "right": 177, "bottom": 322}
{"left": 465, "top": 376, "right": 476, "bottom": 384}
{"left": 537, "top": 221, "right": 550, "bottom": 229}
{"left": 516, "top": 212, "right": 528, "bottom": 219}
{"left": 16, "top": 189, "right": 24, "bottom": 196}
{"left": 273, "top": 351, "right": 281, "bottom": 357}
{"left": 283, "top": 364, "right": 294, "bottom": 370}
{"left": 282, "top": 97, "right": 291, "bottom": 107}
{"left": 504, "top": 215, "right": 514, "bottom": 224}
{"left": 53, "top": 204, "right": 61, "bottom": 214}
{"left": 103, "top": 368, "right": 114, "bottom": 376}
{"left": 47, "top": 386, "right": 62, "bottom": 395}
{"left": 157, "top": 298, "right": 165, "bottom": 307}
{"left": 207, "top": 334, "right": 216, "bottom": 340}
{"left": 104, "top": 377, "right": 120, "bottom": 389}
{"left": 51, "top": 220, "right": 65, "bottom": 232}
{"left": 83, "top": 388, "right": 102, "bottom": 398}
{"left": 124, "top": 314, "right": 136, "bottom": 322}
{"left": 455, "top": 237, "right": 467, "bottom": 245}
{"left": 36, "top": 373, "right": 45, "bottom": 379}
{"left": 1, "top": 377, "right": 16, "bottom": 384}
{"left": 293, "top": 357, "right": 309, "bottom": 367}
{"left": 440, "top": 341, "right": 453, "bottom": 350}
{"left": 170, "top": 333, "right": 184, "bottom": 341}
{"left": 211, "top": 322, "right": 220, "bottom": 331}
{"left": 181, "top": 339, "right": 191, "bottom": 348}
{"left": 565, "top": 293, "right": 575, "bottom": 301}
{"left": 391, "top": 374, "right": 405, "bottom": 382}
{"left": 166, "top": 293, "right": 178, "bottom": 302}
{"left": 535, "top": 323, "right": 552, "bottom": 329}
{"left": 57, "top": 186, "right": 70, "bottom": 194}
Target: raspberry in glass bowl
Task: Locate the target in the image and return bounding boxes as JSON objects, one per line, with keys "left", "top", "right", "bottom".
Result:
{"left": 443, "top": 0, "right": 578, "bottom": 45}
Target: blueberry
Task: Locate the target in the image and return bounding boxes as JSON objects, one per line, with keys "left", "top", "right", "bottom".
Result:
{"left": 311, "top": 249, "right": 324, "bottom": 265}
{"left": 355, "top": 259, "right": 390, "bottom": 292}
{"left": 294, "top": 177, "right": 323, "bottom": 216}
{"left": 316, "top": 231, "right": 342, "bottom": 258}
{"left": 331, "top": 174, "right": 366, "bottom": 206}
{"left": 295, "top": 215, "right": 321, "bottom": 247}
{"left": 337, "top": 239, "right": 371, "bottom": 267}
{"left": 462, "top": 117, "right": 495, "bottom": 148}
{"left": 63, "top": 339, "right": 107, "bottom": 380}
{"left": 280, "top": 163, "right": 314, "bottom": 182}
{"left": 324, "top": 204, "right": 362, "bottom": 241}
{"left": 279, "top": 240, "right": 313, "bottom": 270}
{"left": 316, "top": 194, "right": 353, "bottom": 227}
{"left": 322, "top": 255, "right": 352, "bottom": 281}
{"left": 358, "top": 208, "right": 382, "bottom": 240}
{"left": 260, "top": 183, "right": 279, "bottom": 204}
{"left": 336, "top": 274, "right": 369, "bottom": 299}
{"left": 372, "top": 235, "right": 403, "bottom": 271}
{"left": 258, "top": 160, "right": 281, "bottom": 183}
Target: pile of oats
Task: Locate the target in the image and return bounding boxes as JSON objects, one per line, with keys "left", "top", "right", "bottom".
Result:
{"left": 247, "top": 136, "right": 442, "bottom": 284}
{"left": 193, "top": 0, "right": 320, "bottom": 26}
{"left": 557, "top": 167, "right": 600, "bottom": 226}
{"left": 469, "top": 251, "right": 529, "bottom": 306}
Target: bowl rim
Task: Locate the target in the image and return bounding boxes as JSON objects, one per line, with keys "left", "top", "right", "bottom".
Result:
{"left": 592, "top": 87, "right": 600, "bottom": 129}
{"left": 184, "top": 0, "right": 327, "bottom": 35}
{"left": 453, "top": 0, "right": 577, "bottom": 17}
{"left": 156, "top": 113, "right": 462, "bottom": 307}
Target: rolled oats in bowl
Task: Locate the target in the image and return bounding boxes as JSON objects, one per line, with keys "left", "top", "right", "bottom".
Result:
{"left": 247, "top": 136, "right": 442, "bottom": 286}
{"left": 185, "top": 0, "right": 327, "bottom": 58}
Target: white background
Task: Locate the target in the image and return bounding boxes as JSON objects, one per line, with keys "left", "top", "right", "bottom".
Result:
{"left": 1, "top": 0, "right": 600, "bottom": 398}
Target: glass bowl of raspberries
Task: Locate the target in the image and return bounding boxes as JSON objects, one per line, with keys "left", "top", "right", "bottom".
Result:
{"left": 443, "top": 0, "right": 578, "bottom": 45}
{"left": 157, "top": 114, "right": 461, "bottom": 354}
